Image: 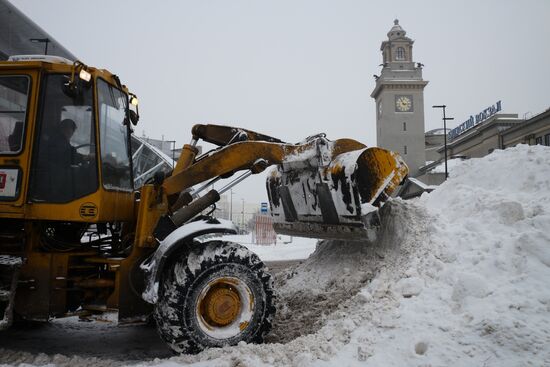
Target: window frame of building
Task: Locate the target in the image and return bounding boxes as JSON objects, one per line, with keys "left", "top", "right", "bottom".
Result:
{"left": 404, "top": 145, "right": 407, "bottom": 155}
{"left": 535, "top": 136, "right": 543, "bottom": 145}
{"left": 396, "top": 47, "right": 405, "bottom": 61}
{"left": 403, "top": 122, "right": 407, "bottom": 131}
{"left": 545, "top": 134, "right": 550, "bottom": 146}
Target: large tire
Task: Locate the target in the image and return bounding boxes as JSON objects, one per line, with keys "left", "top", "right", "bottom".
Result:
{"left": 154, "top": 240, "right": 275, "bottom": 354}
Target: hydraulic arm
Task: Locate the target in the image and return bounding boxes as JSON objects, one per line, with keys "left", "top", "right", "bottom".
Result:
{"left": 136, "top": 124, "right": 408, "bottom": 245}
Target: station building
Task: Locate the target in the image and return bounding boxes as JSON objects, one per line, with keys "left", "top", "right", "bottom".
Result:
{"left": 501, "top": 109, "right": 550, "bottom": 148}
{"left": 0, "top": 0, "right": 75, "bottom": 61}
{"left": 401, "top": 106, "right": 550, "bottom": 198}
{"left": 438, "top": 111, "right": 523, "bottom": 159}
{"left": 434, "top": 105, "right": 550, "bottom": 161}
{"left": 424, "top": 128, "right": 449, "bottom": 163}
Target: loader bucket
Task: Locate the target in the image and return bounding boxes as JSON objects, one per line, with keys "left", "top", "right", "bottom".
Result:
{"left": 266, "top": 138, "right": 408, "bottom": 241}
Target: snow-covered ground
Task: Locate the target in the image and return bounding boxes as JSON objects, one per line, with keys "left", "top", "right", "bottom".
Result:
{"left": 216, "top": 234, "right": 317, "bottom": 262}
{"left": 1, "top": 144, "right": 549, "bottom": 366}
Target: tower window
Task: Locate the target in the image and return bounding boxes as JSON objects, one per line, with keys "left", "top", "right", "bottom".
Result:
{"left": 404, "top": 145, "right": 408, "bottom": 154}
{"left": 396, "top": 47, "right": 405, "bottom": 61}
{"left": 403, "top": 122, "right": 407, "bottom": 131}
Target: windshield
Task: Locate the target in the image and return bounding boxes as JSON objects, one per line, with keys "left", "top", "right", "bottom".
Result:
{"left": 97, "top": 78, "right": 132, "bottom": 191}
{"left": 0, "top": 76, "right": 30, "bottom": 155}
{"left": 29, "top": 74, "right": 98, "bottom": 203}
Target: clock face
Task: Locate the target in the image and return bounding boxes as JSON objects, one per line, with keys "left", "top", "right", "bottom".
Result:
{"left": 395, "top": 95, "right": 413, "bottom": 112}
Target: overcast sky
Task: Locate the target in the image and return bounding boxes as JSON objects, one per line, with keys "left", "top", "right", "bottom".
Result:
{"left": 9, "top": 0, "right": 550, "bottom": 203}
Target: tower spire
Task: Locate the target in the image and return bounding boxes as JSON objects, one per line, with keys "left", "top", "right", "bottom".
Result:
{"left": 371, "top": 20, "right": 428, "bottom": 176}
{"left": 387, "top": 18, "right": 406, "bottom": 40}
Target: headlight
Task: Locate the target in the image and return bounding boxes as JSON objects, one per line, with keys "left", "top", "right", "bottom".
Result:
{"left": 79, "top": 69, "right": 91, "bottom": 82}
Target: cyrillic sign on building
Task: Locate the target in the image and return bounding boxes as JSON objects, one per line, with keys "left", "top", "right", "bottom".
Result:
{"left": 449, "top": 101, "right": 502, "bottom": 140}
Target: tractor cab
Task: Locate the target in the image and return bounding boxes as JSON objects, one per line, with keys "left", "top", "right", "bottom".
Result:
{"left": 0, "top": 56, "right": 138, "bottom": 223}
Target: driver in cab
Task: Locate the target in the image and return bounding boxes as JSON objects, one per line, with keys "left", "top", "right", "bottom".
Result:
{"left": 50, "top": 119, "right": 87, "bottom": 168}
{"left": 41, "top": 118, "right": 92, "bottom": 201}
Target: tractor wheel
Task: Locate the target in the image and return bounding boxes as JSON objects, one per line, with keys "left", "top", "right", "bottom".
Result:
{"left": 154, "top": 241, "right": 275, "bottom": 354}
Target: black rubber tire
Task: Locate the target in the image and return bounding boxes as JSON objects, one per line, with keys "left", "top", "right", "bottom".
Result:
{"left": 154, "top": 240, "right": 275, "bottom": 354}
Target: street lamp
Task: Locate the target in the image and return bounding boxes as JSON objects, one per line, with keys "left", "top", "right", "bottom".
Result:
{"left": 29, "top": 38, "right": 50, "bottom": 55}
{"left": 229, "top": 189, "right": 235, "bottom": 221}
{"left": 241, "top": 199, "right": 245, "bottom": 231}
{"left": 165, "top": 140, "right": 176, "bottom": 164}
{"left": 432, "top": 105, "right": 454, "bottom": 179}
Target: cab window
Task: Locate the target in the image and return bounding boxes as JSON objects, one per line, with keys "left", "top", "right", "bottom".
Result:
{"left": 97, "top": 79, "right": 132, "bottom": 191}
{"left": 29, "top": 74, "right": 98, "bottom": 203}
{"left": 0, "top": 76, "right": 30, "bottom": 155}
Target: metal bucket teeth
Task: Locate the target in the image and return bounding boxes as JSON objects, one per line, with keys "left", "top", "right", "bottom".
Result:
{"left": 267, "top": 140, "right": 408, "bottom": 241}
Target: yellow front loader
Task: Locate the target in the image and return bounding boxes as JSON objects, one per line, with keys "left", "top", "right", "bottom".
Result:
{"left": 0, "top": 56, "right": 407, "bottom": 353}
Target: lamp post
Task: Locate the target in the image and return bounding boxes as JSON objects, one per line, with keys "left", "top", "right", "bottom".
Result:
{"left": 229, "top": 189, "right": 235, "bottom": 221}
{"left": 432, "top": 105, "right": 454, "bottom": 179}
{"left": 29, "top": 38, "right": 50, "bottom": 55}
{"left": 165, "top": 140, "right": 176, "bottom": 164}
{"left": 241, "top": 199, "right": 245, "bottom": 232}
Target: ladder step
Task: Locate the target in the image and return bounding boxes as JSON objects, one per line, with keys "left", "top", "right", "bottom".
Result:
{"left": 0, "top": 255, "right": 23, "bottom": 267}
{"left": 0, "top": 289, "right": 10, "bottom": 302}
{"left": 0, "top": 266, "right": 19, "bottom": 331}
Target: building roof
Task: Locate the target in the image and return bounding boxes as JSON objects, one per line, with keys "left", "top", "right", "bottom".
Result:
{"left": 387, "top": 19, "right": 406, "bottom": 40}
{"left": 0, "top": 0, "right": 76, "bottom": 61}
{"left": 425, "top": 128, "right": 450, "bottom": 136}
{"left": 440, "top": 114, "right": 522, "bottom": 151}
{"left": 500, "top": 108, "right": 550, "bottom": 137}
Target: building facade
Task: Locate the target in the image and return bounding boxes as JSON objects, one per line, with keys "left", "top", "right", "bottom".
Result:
{"left": 501, "top": 109, "right": 550, "bottom": 148}
{"left": 371, "top": 19, "right": 428, "bottom": 176}
{"left": 413, "top": 107, "right": 550, "bottom": 195}
{"left": 425, "top": 128, "right": 449, "bottom": 163}
{"left": 440, "top": 113, "right": 524, "bottom": 158}
{"left": 0, "top": 0, "right": 75, "bottom": 60}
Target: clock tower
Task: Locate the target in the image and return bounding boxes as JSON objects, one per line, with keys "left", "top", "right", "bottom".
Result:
{"left": 371, "top": 19, "right": 428, "bottom": 176}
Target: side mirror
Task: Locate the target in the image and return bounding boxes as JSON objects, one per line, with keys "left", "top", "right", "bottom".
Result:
{"left": 128, "top": 94, "right": 139, "bottom": 125}
{"left": 129, "top": 110, "right": 139, "bottom": 125}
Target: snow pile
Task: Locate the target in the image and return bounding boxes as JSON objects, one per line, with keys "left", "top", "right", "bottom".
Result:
{"left": 1, "top": 144, "right": 549, "bottom": 366}
{"left": 168, "top": 144, "right": 550, "bottom": 366}
{"left": 424, "top": 146, "right": 550, "bottom": 359}
{"left": 267, "top": 199, "right": 424, "bottom": 345}
{"left": 321, "top": 144, "right": 550, "bottom": 366}
{"left": 429, "top": 156, "right": 465, "bottom": 173}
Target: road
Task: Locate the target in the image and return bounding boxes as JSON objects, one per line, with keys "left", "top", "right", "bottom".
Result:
{"left": 0, "top": 260, "right": 302, "bottom": 365}
{"left": 265, "top": 259, "right": 303, "bottom": 274}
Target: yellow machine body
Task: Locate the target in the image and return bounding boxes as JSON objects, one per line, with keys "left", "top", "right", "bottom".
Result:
{"left": 0, "top": 57, "right": 408, "bottom": 332}
{"left": 0, "top": 60, "right": 134, "bottom": 223}
{"left": 0, "top": 58, "right": 142, "bottom": 323}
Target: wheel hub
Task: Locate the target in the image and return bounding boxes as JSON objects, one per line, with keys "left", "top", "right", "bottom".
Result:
{"left": 199, "top": 280, "right": 242, "bottom": 327}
